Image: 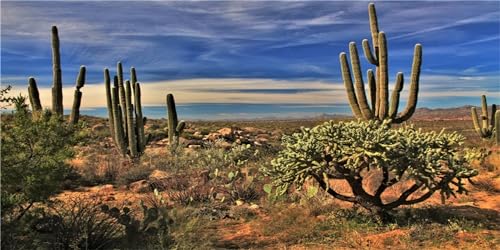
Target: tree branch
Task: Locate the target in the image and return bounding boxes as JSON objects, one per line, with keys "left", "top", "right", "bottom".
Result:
{"left": 312, "top": 174, "right": 356, "bottom": 203}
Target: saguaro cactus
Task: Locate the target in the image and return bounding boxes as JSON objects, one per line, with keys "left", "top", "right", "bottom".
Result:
{"left": 496, "top": 110, "right": 500, "bottom": 145}
{"left": 105, "top": 64, "right": 148, "bottom": 158}
{"left": 69, "top": 66, "right": 86, "bottom": 124}
{"left": 28, "top": 26, "right": 85, "bottom": 123}
{"left": 28, "top": 77, "right": 42, "bottom": 117}
{"left": 340, "top": 3, "right": 422, "bottom": 124}
{"left": 166, "top": 93, "right": 185, "bottom": 147}
{"left": 471, "top": 95, "right": 497, "bottom": 142}
{"left": 51, "top": 26, "right": 63, "bottom": 116}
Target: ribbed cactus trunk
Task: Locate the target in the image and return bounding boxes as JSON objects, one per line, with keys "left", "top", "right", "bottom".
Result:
{"left": 471, "top": 95, "right": 496, "bottom": 139}
{"left": 110, "top": 76, "right": 127, "bottom": 155}
{"left": 166, "top": 93, "right": 185, "bottom": 148}
{"left": 69, "top": 66, "right": 86, "bottom": 124}
{"left": 51, "top": 26, "right": 63, "bottom": 116}
{"left": 117, "top": 62, "right": 128, "bottom": 135}
{"left": 134, "top": 82, "right": 146, "bottom": 153}
{"left": 28, "top": 77, "right": 42, "bottom": 118}
{"left": 104, "top": 69, "right": 115, "bottom": 141}
{"left": 495, "top": 110, "right": 500, "bottom": 145}
{"left": 125, "top": 80, "right": 138, "bottom": 158}
{"left": 340, "top": 3, "right": 422, "bottom": 124}
{"left": 105, "top": 64, "right": 148, "bottom": 158}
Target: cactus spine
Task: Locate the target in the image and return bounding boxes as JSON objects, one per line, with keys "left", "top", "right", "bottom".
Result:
{"left": 340, "top": 3, "right": 422, "bottom": 124}
{"left": 106, "top": 64, "right": 148, "bottom": 158}
{"left": 51, "top": 26, "right": 63, "bottom": 116}
{"left": 471, "top": 95, "right": 497, "bottom": 140}
{"left": 69, "top": 66, "right": 86, "bottom": 124}
{"left": 166, "top": 93, "right": 185, "bottom": 147}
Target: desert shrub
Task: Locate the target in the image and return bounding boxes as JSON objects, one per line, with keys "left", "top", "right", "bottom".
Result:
{"left": 1, "top": 96, "right": 75, "bottom": 219}
{"left": 263, "top": 119, "right": 480, "bottom": 220}
{"left": 168, "top": 185, "right": 215, "bottom": 206}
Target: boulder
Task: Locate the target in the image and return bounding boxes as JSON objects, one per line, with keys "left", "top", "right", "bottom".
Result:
{"left": 91, "top": 124, "right": 107, "bottom": 133}
{"left": 218, "top": 127, "right": 233, "bottom": 139}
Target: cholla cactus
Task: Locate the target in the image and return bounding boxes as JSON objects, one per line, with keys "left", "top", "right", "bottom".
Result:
{"left": 166, "top": 93, "right": 185, "bottom": 148}
{"left": 104, "top": 63, "right": 149, "bottom": 158}
{"left": 263, "top": 120, "right": 479, "bottom": 220}
{"left": 471, "top": 95, "right": 498, "bottom": 144}
{"left": 340, "top": 3, "right": 422, "bottom": 124}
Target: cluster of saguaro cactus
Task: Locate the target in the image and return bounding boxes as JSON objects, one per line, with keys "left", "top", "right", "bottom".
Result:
{"left": 339, "top": 3, "right": 422, "bottom": 124}
{"left": 27, "top": 26, "right": 86, "bottom": 123}
{"left": 166, "top": 93, "right": 185, "bottom": 147}
{"left": 105, "top": 62, "right": 148, "bottom": 158}
{"left": 471, "top": 95, "right": 499, "bottom": 144}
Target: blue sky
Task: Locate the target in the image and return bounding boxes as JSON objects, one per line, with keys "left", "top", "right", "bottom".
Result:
{"left": 1, "top": 1, "right": 499, "bottom": 108}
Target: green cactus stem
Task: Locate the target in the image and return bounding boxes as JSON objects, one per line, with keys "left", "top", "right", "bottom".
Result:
{"left": 28, "top": 77, "right": 42, "bottom": 117}
{"left": 104, "top": 68, "right": 115, "bottom": 141}
{"left": 111, "top": 76, "right": 127, "bottom": 155}
{"left": 51, "top": 26, "right": 63, "bottom": 116}
{"left": 117, "top": 61, "right": 128, "bottom": 135}
{"left": 134, "top": 82, "right": 146, "bottom": 153}
{"left": 125, "top": 80, "right": 138, "bottom": 158}
{"left": 471, "top": 95, "right": 496, "bottom": 139}
{"left": 166, "top": 93, "right": 185, "bottom": 147}
{"left": 105, "top": 63, "right": 148, "bottom": 158}
{"left": 339, "top": 3, "right": 422, "bottom": 124}
{"left": 69, "top": 66, "right": 86, "bottom": 124}
{"left": 495, "top": 110, "right": 500, "bottom": 145}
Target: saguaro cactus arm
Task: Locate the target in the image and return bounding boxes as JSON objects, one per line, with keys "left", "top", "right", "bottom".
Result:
{"left": 51, "top": 26, "right": 63, "bottom": 116}
{"left": 69, "top": 66, "right": 86, "bottom": 124}
{"left": 350, "top": 42, "right": 373, "bottom": 119}
{"left": 340, "top": 52, "right": 363, "bottom": 119}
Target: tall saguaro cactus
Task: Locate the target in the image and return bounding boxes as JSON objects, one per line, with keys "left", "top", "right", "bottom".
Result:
{"left": 166, "top": 93, "right": 185, "bottom": 147}
{"left": 51, "top": 26, "right": 63, "bottom": 116}
{"left": 340, "top": 3, "right": 422, "bottom": 124}
{"left": 69, "top": 66, "right": 86, "bottom": 124}
{"left": 28, "top": 26, "right": 85, "bottom": 122}
{"left": 471, "top": 95, "right": 498, "bottom": 144}
{"left": 105, "top": 64, "right": 148, "bottom": 158}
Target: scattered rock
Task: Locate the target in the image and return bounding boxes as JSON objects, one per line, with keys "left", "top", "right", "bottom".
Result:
{"left": 206, "top": 132, "right": 222, "bottom": 141}
{"left": 216, "top": 140, "right": 232, "bottom": 149}
{"left": 149, "top": 170, "right": 169, "bottom": 180}
{"left": 91, "top": 124, "right": 107, "bottom": 133}
{"left": 129, "top": 180, "right": 150, "bottom": 193}
{"left": 235, "top": 200, "right": 245, "bottom": 206}
{"left": 218, "top": 127, "right": 234, "bottom": 139}
{"left": 249, "top": 204, "right": 259, "bottom": 210}
{"left": 188, "top": 144, "right": 202, "bottom": 149}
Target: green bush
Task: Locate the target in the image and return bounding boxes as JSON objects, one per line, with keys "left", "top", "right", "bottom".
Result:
{"left": 1, "top": 97, "right": 75, "bottom": 219}
{"left": 263, "top": 120, "right": 479, "bottom": 220}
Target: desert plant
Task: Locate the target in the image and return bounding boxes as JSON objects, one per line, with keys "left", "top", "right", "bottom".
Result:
{"left": 166, "top": 93, "right": 185, "bottom": 148}
{"left": 1, "top": 97, "right": 75, "bottom": 219}
{"left": 263, "top": 119, "right": 479, "bottom": 220}
{"left": 340, "top": 3, "right": 422, "bottom": 124}
{"left": 471, "top": 95, "right": 499, "bottom": 144}
{"left": 105, "top": 62, "right": 149, "bottom": 158}
{"left": 30, "top": 198, "right": 122, "bottom": 249}
{"left": 101, "top": 193, "right": 173, "bottom": 248}
{"left": 27, "top": 26, "right": 86, "bottom": 122}
{"left": 0, "top": 85, "right": 14, "bottom": 109}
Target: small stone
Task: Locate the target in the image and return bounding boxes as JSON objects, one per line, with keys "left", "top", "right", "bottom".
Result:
{"left": 91, "top": 124, "right": 106, "bottom": 133}
{"left": 249, "top": 204, "right": 259, "bottom": 210}
{"left": 129, "top": 180, "right": 151, "bottom": 193}
{"left": 218, "top": 127, "right": 233, "bottom": 138}
{"left": 188, "top": 144, "right": 201, "bottom": 149}
{"left": 235, "top": 200, "right": 244, "bottom": 206}
{"left": 149, "top": 170, "right": 169, "bottom": 180}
